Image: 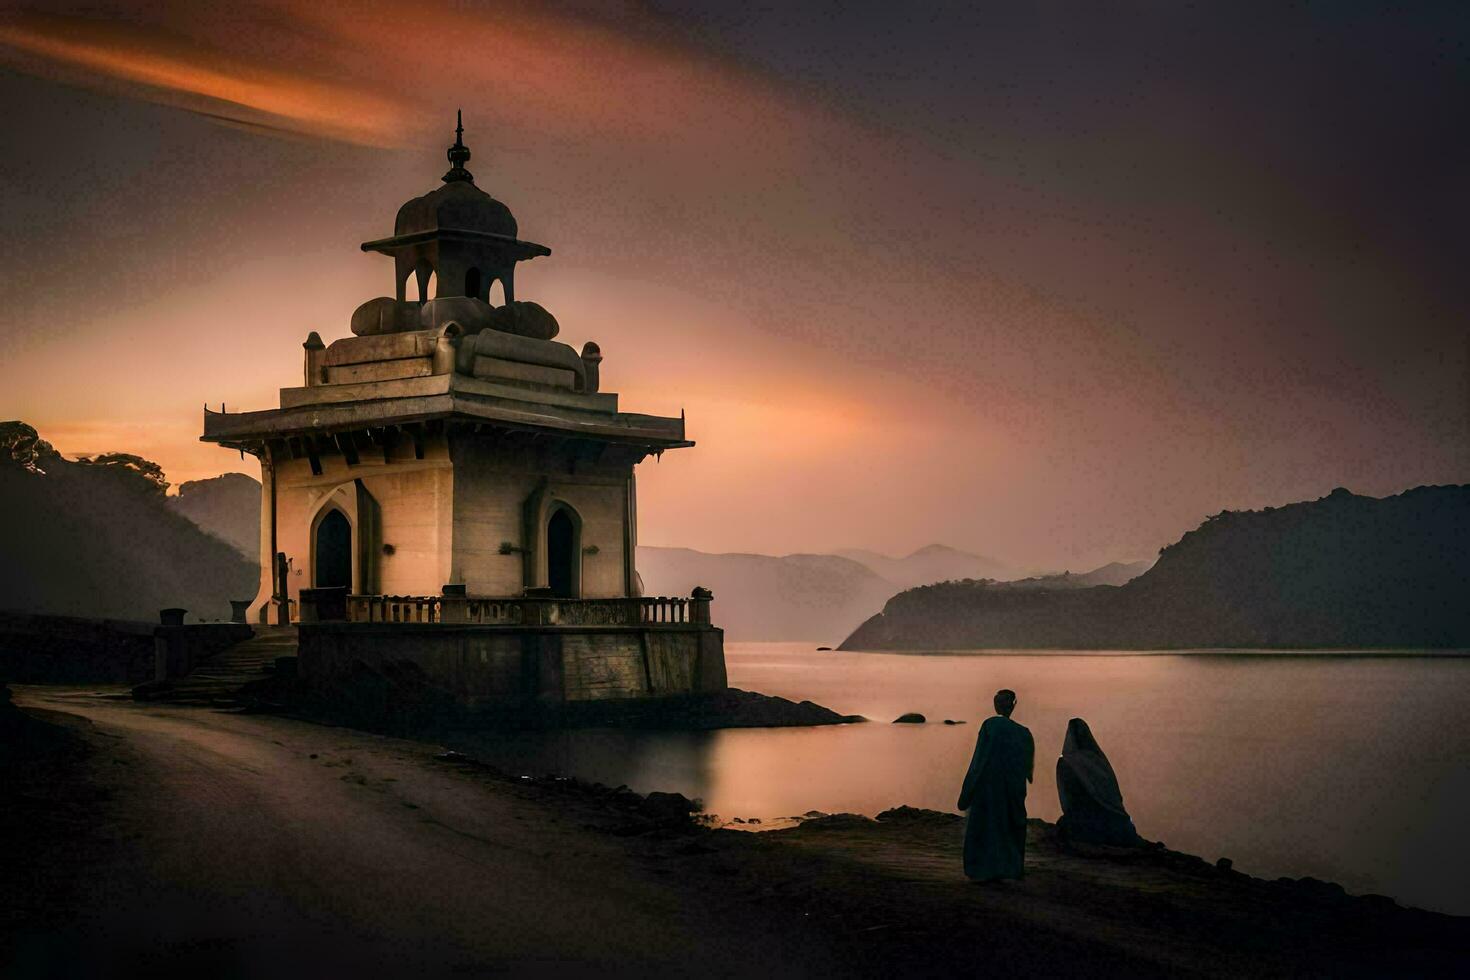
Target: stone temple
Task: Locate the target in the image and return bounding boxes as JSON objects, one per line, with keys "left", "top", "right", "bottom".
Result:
{"left": 201, "top": 117, "right": 725, "bottom": 704}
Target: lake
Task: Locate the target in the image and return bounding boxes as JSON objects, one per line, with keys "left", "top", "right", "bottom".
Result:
{"left": 446, "top": 643, "right": 1470, "bottom": 915}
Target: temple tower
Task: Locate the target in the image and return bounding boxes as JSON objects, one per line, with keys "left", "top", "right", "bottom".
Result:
{"left": 203, "top": 119, "right": 693, "bottom": 627}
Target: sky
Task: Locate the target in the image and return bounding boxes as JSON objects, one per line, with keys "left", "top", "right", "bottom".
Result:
{"left": 1, "top": 1, "right": 1466, "bottom": 571}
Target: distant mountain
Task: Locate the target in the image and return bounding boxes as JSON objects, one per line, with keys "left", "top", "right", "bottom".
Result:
{"left": 0, "top": 422, "right": 258, "bottom": 623}
{"left": 170, "top": 473, "right": 261, "bottom": 558}
{"left": 637, "top": 547, "right": 894, "bottom": 642}
{"left": 997, "top": 560, "right": 1154, "bottom": 591}
{"left": 835, "top": 544, "right": 1017, "bottom": 588}
{"left": 639, "top": 545, "right": 1146, "bottom": 642}
{"left": 841, "top": 487, "right": 1470, "bottom": 650}
{"left": 78, "top": 442, "right": 1166, "bottom": 642}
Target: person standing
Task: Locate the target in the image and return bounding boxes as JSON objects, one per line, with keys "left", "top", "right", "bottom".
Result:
{"left": 956, "top": 689, "right": 1035, "bottom": 881}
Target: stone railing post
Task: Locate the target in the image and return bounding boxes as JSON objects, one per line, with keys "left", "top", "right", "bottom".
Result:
{"left": 690, "top": 587, "right": 713, "bottom": 625}
{"left": 154, "top": 632, "right": 172, "bottom": 681}
{"left": 440, "top": 583, "right": 468, "bottom": 624}
{"left": 303, "top": 331, "right": 326, "bottom": 386}
{"left": 154, "top": 609, "right": 184, "bottom": 680}
{"left": 520, "top": 587, "right": 555, "bottom": 625}
{"left": 297, "top": 591, "right": 319, "bottom": 624}
{"left": 298, "top": 587, "right": 348, "bottom": 623}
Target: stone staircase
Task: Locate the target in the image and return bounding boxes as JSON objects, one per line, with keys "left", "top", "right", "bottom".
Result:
{"left": 151, "top": 626, "right": 298, "bottom": 706}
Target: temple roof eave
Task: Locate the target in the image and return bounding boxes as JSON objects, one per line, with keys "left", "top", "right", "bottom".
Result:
{"left": 200, "top": 393, "right": 691, "bottom": 455}
{"left": 361, "top": 228, "right": 551, "bottom": 260}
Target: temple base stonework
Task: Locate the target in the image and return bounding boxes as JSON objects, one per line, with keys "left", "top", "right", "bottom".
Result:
{"left": 297, "top": 621, "right": 726, "bottom": 705}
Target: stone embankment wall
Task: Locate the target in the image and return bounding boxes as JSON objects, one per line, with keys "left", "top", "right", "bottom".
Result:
{"left": 0, "top": 613, "right": 249, "bottom": 684}
{"left": 0, "top": 611, "right": 156, "bottom": 683}
{"left": 297, "top": 623, "right": 726, "bottom": 704}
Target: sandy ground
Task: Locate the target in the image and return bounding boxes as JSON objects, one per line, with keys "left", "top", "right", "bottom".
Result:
{"left": 3, "top": 687, "right": 1467, "bottom": 978}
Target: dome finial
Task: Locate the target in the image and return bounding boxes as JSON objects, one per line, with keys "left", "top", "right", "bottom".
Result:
{"left": 443, "top": 109, "right": 474, "bottom": 184}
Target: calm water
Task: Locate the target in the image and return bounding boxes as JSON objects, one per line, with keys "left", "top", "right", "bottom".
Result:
{"left": 447, "top": 643, "right": 1470, "bottom": 915}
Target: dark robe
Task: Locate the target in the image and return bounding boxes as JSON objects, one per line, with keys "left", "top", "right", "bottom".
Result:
{"left": 1055, "top": 718, "right": 1142, "bottom": 847}
{"left": 957, "top": 714, "right": 1034, "bottom": 880}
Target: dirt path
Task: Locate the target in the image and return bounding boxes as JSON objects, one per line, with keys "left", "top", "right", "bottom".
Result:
{"left": 4, "top": 689, "right": 845, "bottom": 978}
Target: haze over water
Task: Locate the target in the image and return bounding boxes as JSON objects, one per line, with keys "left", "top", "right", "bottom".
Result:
{"left": 449, "top": 643, "right": 1470, "bottom": 916}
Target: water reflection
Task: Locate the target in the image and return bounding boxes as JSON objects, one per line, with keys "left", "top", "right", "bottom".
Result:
{"left": 448, "top": 727, "right": 719, "bottom": 807}
{"left": 444, "top": 643, "right": 1470, "bottom": 915}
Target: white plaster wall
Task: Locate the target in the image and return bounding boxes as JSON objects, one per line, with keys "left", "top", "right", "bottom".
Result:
{"left": 449, "top": 468, "right": 536, "bottom": 595}
{"left": 451, "top": 442, "right": 632, "bottom": 598}
{"left": 246, "top": 431, "right": 643, "bottom": 618}
{"left": 254, "top": 438, "right": 454, "bottom": 618}
{"left": 549, "top": 480, "right": 629, "bottom": 598}
{"left": 361, "top": 466, "right": 454, "bottom": 595}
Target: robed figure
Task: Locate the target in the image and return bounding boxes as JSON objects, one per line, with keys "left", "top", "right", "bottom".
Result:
{"left": 957, "top": 690, "right": 1034, "bottom": 881}
{"left": 1055, "top": 718, "right": 1142, "bottom": 847}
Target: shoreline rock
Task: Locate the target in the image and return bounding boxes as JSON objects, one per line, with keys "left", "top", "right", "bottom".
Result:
{"left": 242, "top": 672, "right": 865, "bottom": 734}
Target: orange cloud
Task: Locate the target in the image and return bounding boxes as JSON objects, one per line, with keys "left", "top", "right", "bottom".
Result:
{"left": 0, "top": 12, "right": 413, "bottom": 145}
{"left": 0, "top": 3, "right": 822, "bottom": 158}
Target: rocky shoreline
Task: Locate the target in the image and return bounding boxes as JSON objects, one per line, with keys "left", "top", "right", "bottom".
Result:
{"left": 238, "top": 664, "right": 866, "bottom": 734}
{"left": 425, "top": 743, "right": 1418, "bottom": 911}
{"left": 426, "top": 747, "right": 1468, "bottom": 974}
{"left": 5, "top": 687, "right": 1468, "bottom": 976}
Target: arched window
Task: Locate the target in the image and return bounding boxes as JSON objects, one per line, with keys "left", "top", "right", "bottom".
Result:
{"left": 424, "top": 270, "right": 438, "bottom": 301}
{"left": 464, "top": 267, "right": 481, "bottom": 300}
{"left": 488, "top": 278, "right": 505, "bottom": 307}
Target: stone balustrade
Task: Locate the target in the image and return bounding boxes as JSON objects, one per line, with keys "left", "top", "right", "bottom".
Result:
{"left": 331, "top": 592, "right": 712, "bottom": 628}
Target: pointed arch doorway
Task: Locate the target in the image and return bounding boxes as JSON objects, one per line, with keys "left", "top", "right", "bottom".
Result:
{"left": 314, "top": 509, "right": 353, "bottom": 589}
{"left": 547, "top": 507, "right": 580, "bottom": 598}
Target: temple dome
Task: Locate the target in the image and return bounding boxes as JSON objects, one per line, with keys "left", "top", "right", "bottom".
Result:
{"left": 395, "top": 180, "right": 518, "bottom": 239}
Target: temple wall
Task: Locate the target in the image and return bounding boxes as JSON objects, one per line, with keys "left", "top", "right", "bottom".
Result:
{"left": 296, "top": 623, "right": 726, "bottom": 704}
{"left": 448, "top": 465, "right": 539, "bottom": 595}
{"left": 450, "top": 440, "right": 633, "bottom": 598}
{"left": 359, "top": 467, "right": 454, "bottom": 594}
{"left": 246, "top": 429, "right": 644, "bottom": 623}
{"left": 253, "top": 439, "right": 454, "bottom": 622}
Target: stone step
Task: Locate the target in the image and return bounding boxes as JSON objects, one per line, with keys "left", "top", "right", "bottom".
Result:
{"left": 137, "top": 627, "right": 300, "bottom": 705}
{"left": 175, "top": 675, "right": 265, "bottom": 687}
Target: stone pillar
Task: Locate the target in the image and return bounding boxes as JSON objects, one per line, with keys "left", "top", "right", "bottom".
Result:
{"left": 522, "top": 482, "right": 550, "bottom": 591}
{"left": 303, "top": 331, "right": 325, "bottom": 387}
{"left": 580, "top": 342, "right": 601, "bottom": 393}
{"left": 690, "top": 587, "right": 713, "bottom": 625}
{"left": 270, "top": 551, "right": 291, "bottom": 625}
{"left": 440, "top": 583, "right": 468, "bottom": 623}
{"left": 624, "top": 472, "right": 639, "bottom": 597}
{"left": 519, "top": 590, "right": 554, "bottom": 625}
{"left": 257, "top": 447, "right": 289, "bottom": 626}
{"left": 433, "top": 323, "right": 461, "bottom": 375}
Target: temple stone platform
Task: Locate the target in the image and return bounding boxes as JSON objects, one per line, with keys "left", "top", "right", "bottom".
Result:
{"left": 296, "top": 592, "right": 725, "bottom": 705}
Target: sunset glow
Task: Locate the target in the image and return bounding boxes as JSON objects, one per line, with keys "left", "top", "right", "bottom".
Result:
{"left": 2, "top": 1, "right": 1464, "bottom": 569}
